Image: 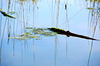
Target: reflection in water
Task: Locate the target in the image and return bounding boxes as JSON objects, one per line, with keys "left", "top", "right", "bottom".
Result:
{"left": 87, "top": 40, "right": 93, "bottom": 66}
{"left": 32, "top": 4, "right": 35, "bottom": 64}
{"left": 87, "top": 20, "right": 98, "bottom": 65}
{"left": 0, "top": 18, "right": 7, "bottom": 66}
{"left": 0, "top": 13, "right": 1, "bottom": 64}
{"left": 13, "top": 40, "right": 15, "bottom": 56}
{"left": 1, "top": 19, "right": 7, "bottom": 48}
{"left": 54, "top": 0, "right": 60, "bottom": 66}
{"left": 21, "top": 42, "right": 23, "bottom": 63}
{"left": 0, "top": 0, "right": 2, "bottom": 37}
{"left": 0, "top": 18, "right": 1, "bottom": 38}
{"left": 33, "top": 40, "right": 35, "bottom": 63}
{"left": 0, "top": 47, "right": 1, "bottom": 65}
{"left": 87, "top": 21, "right": 98, "bottom": 65}
{"left": 59, "top": 2, "right": 85, "bottom": 27}
{"left": 65, "top": 0, "right": 69, "bottom": 30}
{"left": 87, "top": 1, "right": 100, "bottom": 66}
{"left": 65, "top": 0, "right": 69, "bottom": 56}
{"left": 0, "top": 0, "right": 100, "bottom": 66}
{"left": 54, "top": 36, "right": 57, "bottom": 66}
{"left": 0, "top": 1, "right": 2, "bottom": 65}
{"left": 7, "top": 0, "right": 10, "bottom": 44}
{"left": 56, "top": 0, "right": 60, "bottom": 27}
{"left": 0, "top": 0, "right": 38, "bottom": 65}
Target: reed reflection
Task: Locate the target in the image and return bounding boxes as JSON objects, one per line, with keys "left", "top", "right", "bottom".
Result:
{"left": 0, "top": 0, "right": 39, "bottom": 65}
{"left": 87, "top": 1, "right": 100, "bottom": 66}
{"left": 54, "top": 0, "right": 60, "bottom": 66}
{"left": 0, "top": 0, "right": 99, "bottom": 66}
{"left": 65, "top": 0, "right": 69, "bottom": 56}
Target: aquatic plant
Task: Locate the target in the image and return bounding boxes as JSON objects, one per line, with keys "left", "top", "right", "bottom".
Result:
{"left": 10, "top": 27, "right": 100, "bottom": 41}
{"left": 9, "top": 27, "right": 57, "bottom": 40}
{"left": 9, "top": 32, "right": 42, "bottom": 40}
{"left": 26, "top": 27, "right": 57, "bottom": 36}
{"left": 48, "top": 27, "right": 100, "bottom": 41}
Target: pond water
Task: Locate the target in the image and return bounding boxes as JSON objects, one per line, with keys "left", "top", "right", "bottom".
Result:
{"left": 0, "top": 0, "right": 100, "bottom": 66}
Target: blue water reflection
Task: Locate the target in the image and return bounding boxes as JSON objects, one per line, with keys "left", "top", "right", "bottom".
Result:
{"left": 0, "top": 0, "right": 100, "bottom": 66}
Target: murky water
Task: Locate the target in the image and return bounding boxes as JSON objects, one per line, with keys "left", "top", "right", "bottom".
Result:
{"left": 0, "top": 0, "right": 100, "bottom": 66}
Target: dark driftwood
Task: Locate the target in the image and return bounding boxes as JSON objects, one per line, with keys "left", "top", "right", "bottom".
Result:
{"left": 0, "top": 10, "right": 16, "bottom": 19}
{"left": 48, "top": 28, "right": 99, "bottom": 41}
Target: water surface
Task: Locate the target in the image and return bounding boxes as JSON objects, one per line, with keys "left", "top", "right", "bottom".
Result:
{"left": 0, "top": 0, "right": 100, "bottom": 66}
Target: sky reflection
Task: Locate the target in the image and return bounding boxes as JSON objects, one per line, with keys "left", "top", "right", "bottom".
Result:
{"left": 0, "top": 0, "right": 100, "bottom": 66}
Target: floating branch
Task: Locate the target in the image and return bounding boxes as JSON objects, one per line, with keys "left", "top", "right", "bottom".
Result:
{"left": 0, "top": 9, "right": 16, "bottom": 19}
{"left": 9, "top": 27, "right": 100, "bottom": 41}
{"left": 48, "top": 28, "right": 100, "bottom": 41}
